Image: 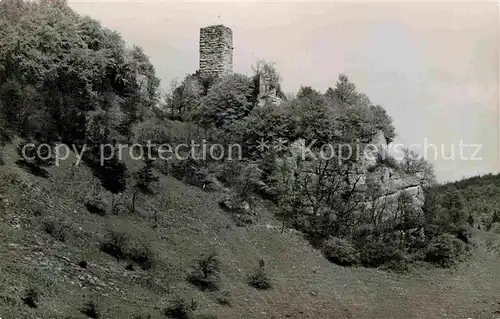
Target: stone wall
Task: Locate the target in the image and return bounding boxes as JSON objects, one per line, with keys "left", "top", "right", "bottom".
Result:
{"left": 199, "top": 25, "right": 233, "bottom": 78}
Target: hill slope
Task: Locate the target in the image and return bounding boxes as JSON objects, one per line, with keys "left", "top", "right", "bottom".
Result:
{"left": 1, "top": 142, "right": 500, "bottom": 319}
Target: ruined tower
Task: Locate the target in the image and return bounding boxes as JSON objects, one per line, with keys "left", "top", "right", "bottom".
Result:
{"left": 199, "top": 25, "right": 233, "bottom": 78}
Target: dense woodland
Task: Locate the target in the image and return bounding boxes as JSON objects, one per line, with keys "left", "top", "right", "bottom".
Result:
{"left": 0, "top": 0, "right": 483, "bottom": 271}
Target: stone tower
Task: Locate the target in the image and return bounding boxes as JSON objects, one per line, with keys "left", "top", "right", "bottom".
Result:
{"left": 199, "top": 25, "right": 233, "bottom": 78}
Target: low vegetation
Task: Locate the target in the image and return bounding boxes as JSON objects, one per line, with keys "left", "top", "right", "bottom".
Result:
{"left": 187, "top": 253, "right": 221, "bottom": 291}
{"left": 248, "top": 260, "right": 272, "bottom": 290}
{"left": 100, "top": 227, "right": 156, "bottom": 270}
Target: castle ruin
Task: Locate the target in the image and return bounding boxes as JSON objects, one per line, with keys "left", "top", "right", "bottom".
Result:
{"left": 199, "top": 25, "right": 233, "bottom": 78}
{"left": 197, "top": 24, "right": 281, "bottom": 106}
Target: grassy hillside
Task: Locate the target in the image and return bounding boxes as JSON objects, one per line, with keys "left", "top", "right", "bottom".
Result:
{"left": 1, "top": 142, "right": 500, "bottom": 319}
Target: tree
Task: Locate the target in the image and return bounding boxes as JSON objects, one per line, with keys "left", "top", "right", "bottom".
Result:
{"left": 290, "top": 94, "right": 336, "bottom": 145}
{"left": 0, "top": 0, "right": 160, "bottom": 145}
{"left": 135, "top": 158, "right": 159, "bottom": 193}
{"left": 281, "top": 149, "right": 365, "bottom": 238}
{"left": 234, "top": 103, "right": 296, "bottom": 158}
{"left": 252, "top": 60, "right": 282, "bottom": 93}
{"left": 196, "top": 74, "right": 255, "bottom": 130}
{"left": 333, "top": 74, "right": 358, "bottom": 106}
{"left": 296, "top": 86, "right": 324, "bottom": 102}
{"left": 268, "top": 157, "right": 304, "bottom": 232}
{"left": 399, "top": 148, "right": 436, "bottom": 186}
{"left": 369, "top": 105, "right": 396, "bottom": 143}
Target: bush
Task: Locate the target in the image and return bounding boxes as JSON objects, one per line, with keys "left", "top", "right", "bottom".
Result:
{"left": 357, "top": 240, "right": 407, "bottom": 270}
{"left": 85, "top": 199, "right": 106, "bottom": 216}
{"left": 100, "top": 230, "right": 127, "bottom": 261}
{"left": 322, "top": 237, "right": 359, "bottom": 266}
{"left": 82, "top": 300, "right": 100, "bottom": 318}
{"left": 43, "top": 218, "right": 69, "bottom": 242}
{"left": 15, "top": 140, "right": 53, "bottom": 177}
{"left": 215, "top": 290, "right": 231, "bottom": 306}
{"left": 22, "top": 287, "right": 40, "bottom": 308}
{"left": 83, "top": 150, "right": 128, "bottom": 194}
{"left": 424, "top": 234, "right": 467, "bottom": 267}
{"left": 187, "top": 253, "right": 220, "bottom": 291}
{"left": 164, "top": 297, "right": 197, "bottom": 319}
{"left": 100, "top": 229, "right": 156, "bottom": 270}
{"left": 248, "top": 259, "right": 271, "bottom": 290}
{"left": 170, "top": 158, "right": 210, "bottom": 188}
{"left": 135, "top": 158, "right": 159, "bottom": 193}
{"left": 375, "top": 151, "right": 398, "bottom": 170}
{"left": 128, "top": 240, "right": 156, "bottom": 270}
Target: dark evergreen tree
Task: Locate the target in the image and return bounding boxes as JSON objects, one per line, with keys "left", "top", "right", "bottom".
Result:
{"left": 135, "top": 157, "right": 159, "bottom": 193}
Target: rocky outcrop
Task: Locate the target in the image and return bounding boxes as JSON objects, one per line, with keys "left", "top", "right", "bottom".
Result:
{"left": 354, "top": 130, "right": 426, "bottom": 221}
{"left": 283, "top": 130, "right": 426, "bottom": 221}
{"left": 257, "top": 72, "right": 282, "bottom": 107}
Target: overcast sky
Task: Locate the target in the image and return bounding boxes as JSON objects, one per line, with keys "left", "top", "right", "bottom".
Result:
{"left": 69, "top": 1, "right": 499, "bottom": 183}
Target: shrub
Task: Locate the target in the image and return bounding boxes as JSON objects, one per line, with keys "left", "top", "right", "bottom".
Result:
{"left": 357, "top": 240, "right": 407, "bottom": 270}
{"left": 424, "top": 233, "right": 467, "bottom": 267}
{"left": 83, "top": 150, "right": 128, "bottom": 194}
{"left": 43, "top": 218, "right": 69, "bottom": 242}
{"left": 170, "top": 158, "right": 210, "bottom": 188}
{"left": 100, "top": 229, "right": 156, "bottom": 270}
{"left": 164, "top": 297, "right": 197, "bottom": 319}
{"left": 215, "top": 290, "right": 231, "bottom": 306}
{"left": 135, "top": 158, "right": 159, "bottom": 193}
{"left": 82, "top": 300, "right": 100, "bottom": 318}
{"left": 85, "top": 199, "right": 106, "bottom": 216}
{"left": 187, "top": 253, "right": 220, "bottom": 291}
{"left": 128, "top": 240, "right": 156, "bottom": 270}
{"left": 22, "top": 287, "right": 40, "bottom": 308}
{"left": 16, "top": 139, "right": 55, "bottom": 168}
{"left": 375, "top": 151, "right": 398, "bottom": 170}
{"left": 100, "top": 230, "right": 128, "bottom": 261}
{"left": 155, "top": 158, "right": 170, "bottom": 176}
{"left": 15, "top": 140, "right": 53, "bottom": 177}
{"left": 248, "top": 259, "right": 271, "bottom": 290}
{"left": 322, "top": 237, "right": 359, "bottom": 266}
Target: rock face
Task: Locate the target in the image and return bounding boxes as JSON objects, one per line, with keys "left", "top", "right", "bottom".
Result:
{"left": 257, "top": 71, "right": 282, "bottom": 107}
{"left": 199, "top": 25, "right": 233, "bottom": 78}
{"left": 354, "top": 130, "right": 426, "bottom": 221}
{"left": 284, "top": 130, "right": 426, "bottom": 221}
